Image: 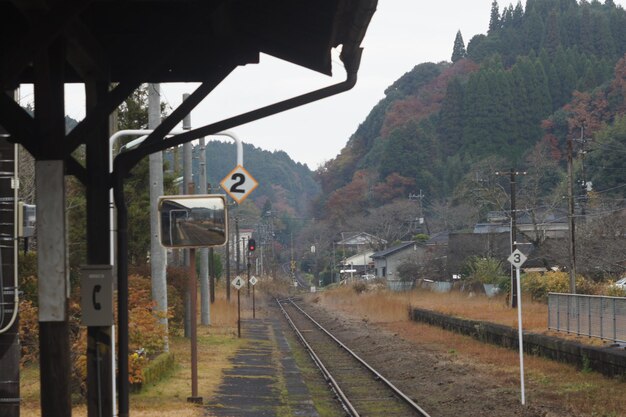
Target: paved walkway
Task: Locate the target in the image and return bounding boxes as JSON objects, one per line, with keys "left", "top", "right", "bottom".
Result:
{"left": 205, "top": 318, "right": 319, "bottom": 417}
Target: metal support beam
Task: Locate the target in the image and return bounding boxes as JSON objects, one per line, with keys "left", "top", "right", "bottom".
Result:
{"left": 85, "top": 78, "right": 113, "bottom": 417}
{"left": 34, "top": 38, "right": 71, "bottom": 417}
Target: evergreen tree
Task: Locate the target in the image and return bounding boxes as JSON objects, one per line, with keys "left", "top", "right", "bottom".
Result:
{"left": 489, "top": 0, "right": 501, "bottom": 34}
{"left": 543, "top": 10, "right": 561, "bottom": 54}
{"left": 438, "top": 77, "right": 465, "bottom": 155}
{"left": 524, "top": 9, "right": 545, "bottom": 53}
{"left": 451, "top": 30, "right": 467, "bottom": 63}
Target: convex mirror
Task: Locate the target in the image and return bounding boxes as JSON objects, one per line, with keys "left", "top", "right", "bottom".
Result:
{"left": 158, "top": 195, "right": 228, "bottom": 248}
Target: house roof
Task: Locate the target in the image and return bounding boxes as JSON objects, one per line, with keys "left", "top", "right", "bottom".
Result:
{"left": 371, "top": 241, "right": 416, "bottom": 259}
{"left": 337, "top": 231, "right": 386, "bottom": 246}
{"left": 426, "top": 231, "right": 448, "bottom": 246}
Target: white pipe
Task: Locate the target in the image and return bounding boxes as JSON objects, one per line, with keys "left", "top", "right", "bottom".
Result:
{"left": 108, "top": 129, "right": 243, "bottom": 265}
{"left": 211, "top": 131, "right": 243, "bottom": 166}
{"left": 0, "top": 143, "right": 19, "bottom": 334}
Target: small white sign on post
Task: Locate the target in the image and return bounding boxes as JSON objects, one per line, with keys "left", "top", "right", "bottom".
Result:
{"left": 231, "top": 276, "right": 245, "bottom": 290}
{"left": 249, "top": 276, "right": 258, "bottom": 286}
{"left": 508, "top": 249, "right": 527, "bottom": 269}
{"left": 507, "top": 248, "right": 527, "bottom": 406}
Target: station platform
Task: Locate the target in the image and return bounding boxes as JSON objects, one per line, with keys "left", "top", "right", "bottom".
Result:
{"left": 205, "top": 318, "right": 320, "bottom": 417}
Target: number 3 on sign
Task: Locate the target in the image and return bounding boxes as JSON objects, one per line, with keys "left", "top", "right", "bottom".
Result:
{"left": 508, "top": 249, "right": 527, "bottom": 269}
{"left": 220, "top": 165, "right": 259, "bottom": 204}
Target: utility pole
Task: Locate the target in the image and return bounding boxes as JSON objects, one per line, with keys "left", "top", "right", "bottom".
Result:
{"left": 198, "top": 138, "right": 210, "bottom": 325}
{"left": 567, "top": 137, "right": 577, "bottom": 294}
{"left": 182, "top": 93, "right": 192, "bottom": 338}
{"left": 409, "top": 190, "right": 429, "bottom": 234}
{"left": 496, "top": 169, "right": 527, "bottom": 308}
{"left": 576, "top": 126, "right": 591, "bottom": 217}
{"left": 148, "top": 84, "right": 169, "bottom": 351}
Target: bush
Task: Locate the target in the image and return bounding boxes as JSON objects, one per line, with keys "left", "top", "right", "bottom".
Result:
{"left": 166, "top": 266, "right": 188, "bottom": 333}
{"left": 605, "top": 285, "right": 626, "bottom": 297}
{"left": 127, "top": 274, "right": 167, "bottom": 356}
{"left": 19, "top": 272, "right": 170, "bottom": 395}
{"left": 132, "top": 352, "right": 176, "bottom": 391}
{"left": 462, "top": 256, "right": 507, "bottom": 285}
{"left": 521, "top": 271, "right": 599, "bottom": 301}
{"left": 352, "top": 281, "right": 368, "bottom": 294}
{"left": 18, "top": 299, "right": 38, "bottom": 365}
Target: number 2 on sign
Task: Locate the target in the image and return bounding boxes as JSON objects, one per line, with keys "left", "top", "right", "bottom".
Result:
{"left": 230, "top": 173, "right": 245, "bottom": 193}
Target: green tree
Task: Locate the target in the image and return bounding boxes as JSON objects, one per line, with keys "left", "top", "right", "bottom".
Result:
{"left": 489, "top": 0, "right": 501, "bottom": 34}
{"left": 117, "top": 85, "right": 172, "bottom": 264}
{"left": 587, "top": 115, "right": 626, "bottom": 195}
{"left": 438, "top": 77, "right": 465, "bottom": 155}
{"left": 451, "top": 30, "right": 466, "bottom": 63}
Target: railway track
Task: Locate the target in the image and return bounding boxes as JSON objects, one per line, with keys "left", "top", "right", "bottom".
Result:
{"left": 277, "top": 298, "right": 431, "bottom": 417}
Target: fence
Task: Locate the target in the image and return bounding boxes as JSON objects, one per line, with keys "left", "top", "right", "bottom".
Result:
{"left": 548, "top": 293, "right": 626, "bottom": 343}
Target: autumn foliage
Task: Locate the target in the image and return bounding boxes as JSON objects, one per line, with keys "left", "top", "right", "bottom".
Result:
{"left": 19, "top": 271, "right": 170, "bottom": 397}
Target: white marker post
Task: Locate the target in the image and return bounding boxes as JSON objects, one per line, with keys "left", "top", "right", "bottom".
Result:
{"left": 250, "top": 276, "right": 258, "bottom": 319}
{"left": 508, "top": 249, "right": 527, "bottom": 405}
{"left": 232, "top": 276, "right": 245, "bottom": 338}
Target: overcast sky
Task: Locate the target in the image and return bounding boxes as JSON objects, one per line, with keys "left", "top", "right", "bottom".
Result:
{"left": 20, "top": 1, "right": 626, "bottom": 169}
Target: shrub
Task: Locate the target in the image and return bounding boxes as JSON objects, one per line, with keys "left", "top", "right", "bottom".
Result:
{"left": 134, "top": 352, "right": 176, "bottom": 391}
{"left": 18, "top": 299, "right": 39, "bottom": 365}
{"left": 352, "top": 281, "right": 367, "bottom": 294}
{"left": 462, "top": 256, "right": 507, "bottom": 285}
{"left": 521, "top": 271, "right": 599, "bottom": 301}
{"left": 605, "top": 285, "right": 626, "bottom": 297}
{"left": 19, "top": 272, "right": 169, "bottom": 394}
{"left": 127, "top": 274, "right": 167, "bottom": 356}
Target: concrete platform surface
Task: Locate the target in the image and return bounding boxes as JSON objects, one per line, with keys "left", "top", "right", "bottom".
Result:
{"left": 205, "top": 318, "right": 319, "bottom": 417}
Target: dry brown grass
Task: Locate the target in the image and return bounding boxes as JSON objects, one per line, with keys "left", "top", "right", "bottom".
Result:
{"left": 317, "top": 285, "right": 569, "bottom": 332}
{"left": 20, "top": 287, "right": 243, "bottom": 417}
{"left": 312, "top": 284, "right": 626, "bottom": 416}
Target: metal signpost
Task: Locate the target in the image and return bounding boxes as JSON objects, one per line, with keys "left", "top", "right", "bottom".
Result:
{"left": 507, "top": 248, "right": 527, "bottom": 405}
{"left": 232, "top": 276, "right": 245, "bottom": 338}
{"left": 249, "top": 276, "right": 258, "bottom": 318}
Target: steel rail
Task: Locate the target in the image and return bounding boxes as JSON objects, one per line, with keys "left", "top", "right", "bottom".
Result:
{"left": 282, "top": 297, "right": 432, "bottom": 417}
{"left": 276, "top": 298, "right": 359, "bottom": 417}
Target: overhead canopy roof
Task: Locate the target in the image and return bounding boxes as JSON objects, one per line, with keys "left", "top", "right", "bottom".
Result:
{"left": 0, "top": 0, "right": 377, "bottom": 87}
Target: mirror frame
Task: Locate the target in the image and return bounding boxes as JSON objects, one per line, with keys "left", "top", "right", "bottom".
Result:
{"left": 158, "top": 194, "right": 228, "bottom": 248}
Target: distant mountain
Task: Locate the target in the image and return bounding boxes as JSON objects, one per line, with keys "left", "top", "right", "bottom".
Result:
{"left": 165, "top": 140, "right": 320, "bottom": 218}
{"left": 316, "top": 0, "right": 626, "bottom": 228}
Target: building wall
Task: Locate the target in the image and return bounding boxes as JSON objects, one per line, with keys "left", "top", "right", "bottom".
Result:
{"left": 447, "top": 232, "right": 511, "bottom": 275}
{"left": 374, "top": 244, "right": 425, "bottom": 278}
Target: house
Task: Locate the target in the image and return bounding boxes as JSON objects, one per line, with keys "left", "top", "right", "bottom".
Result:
{"left": 371, "top": 242, "right": 418, "bottom": 279}
{"left": 371, "top": 233, "right": 449, "bottom": 280}
{"left": 336, "top": 232, "right": 387, "bottom": 252}
{"left": 339, "top": 250, "right": 375, "bottom": 277}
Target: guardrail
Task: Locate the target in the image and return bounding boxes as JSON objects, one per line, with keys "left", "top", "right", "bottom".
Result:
{"left": 548, "top": 293, "right": 626, "bottom": 343}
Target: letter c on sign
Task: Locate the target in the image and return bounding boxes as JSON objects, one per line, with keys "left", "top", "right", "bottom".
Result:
{"left": 93, "top": 284, "right": 102, "bottom": 310}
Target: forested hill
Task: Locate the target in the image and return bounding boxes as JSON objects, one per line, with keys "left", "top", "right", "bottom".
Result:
{"left": 192, "top": 140, "right": 320, "bottom": 217}
{"left": 315, "top": 0, "right": 626, "bottom": 230}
